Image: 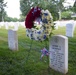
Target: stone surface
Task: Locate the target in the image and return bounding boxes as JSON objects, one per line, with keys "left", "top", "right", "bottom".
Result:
{"left": 66, "top": 23, "right": 75, "bottom": 37}
{"left": 14, "top": 22, "right": 19, "bottom": 31}
{"left": 8, "top": 29, "right": 18, "bottom": 50}
{"left": 5, "top": 22, "right": 8, "bottom": 30}
{"left": 49, "top": 35, "right": 68, "bottom": 74}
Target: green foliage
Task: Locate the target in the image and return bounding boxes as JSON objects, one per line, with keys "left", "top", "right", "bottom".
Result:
{"left": 0, "top": 26, "right": 76, "bottom": 75}
{"left": 20, "top": 0, "right": 65, "bottom": 21}
{"left": 0, "top": 0, "right": 7, "bottom": 21}
{"left": 73, "top": 1, "right": 76, "bottom": 13}
{"left": 61, "top": 11, "right": 72, "bottom": 19}
{"left": 4, "top": 16, "right": 19, "bottom": 22}
{"left": 19, "top": 14, "right": 25, "bottom": 21}
{"left": 3, "top": 13, "right": 20, "bottom": 22}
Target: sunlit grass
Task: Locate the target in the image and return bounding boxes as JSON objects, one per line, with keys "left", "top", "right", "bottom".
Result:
{"left": 0, "top": 26, "right": 76, "bottom": 75}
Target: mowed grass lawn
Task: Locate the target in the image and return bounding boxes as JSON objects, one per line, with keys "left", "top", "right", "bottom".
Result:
{"left": 0, "top": 25, "right": 76, "bottom": 75}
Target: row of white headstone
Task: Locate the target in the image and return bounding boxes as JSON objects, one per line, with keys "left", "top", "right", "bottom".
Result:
{"left": 54, "top": 20, "right": 76, "bottom": 29}
{"left": 8, "top": 29, "right": 68, "bottom": 74}
{"left": 0, "top": 22, "right": 25, "bottom": 30}
{"left": 54, "top": 20, "right": 76, "bottom": 37}
{"left": 0, "top": 20, "right": 76, "bottom": 31}
{"left": 0, "top": 20, "right": 76, "bottom": 36}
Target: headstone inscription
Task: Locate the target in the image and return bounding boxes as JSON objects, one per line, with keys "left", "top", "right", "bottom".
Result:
{"left": 49, "top": 35, "right": 68, "bottom": 74}
{"left": 8, "top": 29, "right": 18, "bottom": 50}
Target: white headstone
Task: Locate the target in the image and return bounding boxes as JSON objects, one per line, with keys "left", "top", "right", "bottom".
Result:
{"left": 54, "top": 21, "right": 59, "bottom": 29}
{"left": 5, "top": 22, "right": 9, "bottom": 30}
{"left": 14, "top": 25, "right": 18, "bottom": 31}
{"left": 49, "top": 35, "right": 68, "bottom": 74}
{"left": 66, "top": 22, "right": 75, "bottom": 37}
{"left": 0, "top": 22, "right": 4, "bottom": 28}
{"left": 55, "top": 24, "right": 58, "bottom": 29}
{"left": 20, "top": 22, "right": 25, "bottom": 27}
{"left": 14, "top": 22, "right": 19, "bottom": 31}
{"left": 8, "top": 29, "right": 18, "bottom": 50}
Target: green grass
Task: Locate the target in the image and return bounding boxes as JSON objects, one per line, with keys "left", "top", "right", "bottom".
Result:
{"left": 0, "top": 26, "right": 76, "bottom": 75}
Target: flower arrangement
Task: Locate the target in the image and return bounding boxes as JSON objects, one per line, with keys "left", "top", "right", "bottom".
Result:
{"left": 25, "top": 6, "right": 54, "bottom": 41}
{"left": 40, "top": 47, "right": 49, "bottom": 59}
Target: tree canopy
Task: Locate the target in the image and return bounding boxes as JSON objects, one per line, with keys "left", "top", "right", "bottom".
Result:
{"left": 0, "top": 0, "right": 7, "bottom": 21}
{"left": 20, "top": 0, "right": 65, "bottom": 20}
{"left": 73, "top": 0, "right": 76, "bottom": 13}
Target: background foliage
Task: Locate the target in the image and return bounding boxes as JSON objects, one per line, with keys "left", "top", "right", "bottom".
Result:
{"left": 20, "top": 0, "right": 65, "bottom": 21}
{"left": 0, "top": 0, "right": 6, "bottom": 21}
{"left": 0, "top": 0, "right": 76, "bottom": 21}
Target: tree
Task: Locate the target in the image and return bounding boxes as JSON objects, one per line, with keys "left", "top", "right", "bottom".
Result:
{"left": 52, "top": 0, "right": 65, "bottom": 20}
{"left": 0, "top": 0, "right": 7, "bottom": 21}
{"left": 61, "top": 11, "right": 72, "bottom": 19}
{"left": 4, "top": 15, "right": 19, "bottom": 22}
{"left": 20, "top": 0, "right": 65, "bottom": 21}
{"left": 73, "top": 0, "right": 76, "bottom": 13}
{"left": 19, "top": 14, "right": 25, "bottom": 21}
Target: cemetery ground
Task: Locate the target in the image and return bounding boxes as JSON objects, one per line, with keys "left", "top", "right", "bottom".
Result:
{"left": 0, "top": 26, "right": 76, "bottom": 75}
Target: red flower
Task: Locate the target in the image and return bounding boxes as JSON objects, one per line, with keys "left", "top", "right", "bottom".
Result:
{"left": 25, "top": 7, "right": 41, "bottom": 29}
